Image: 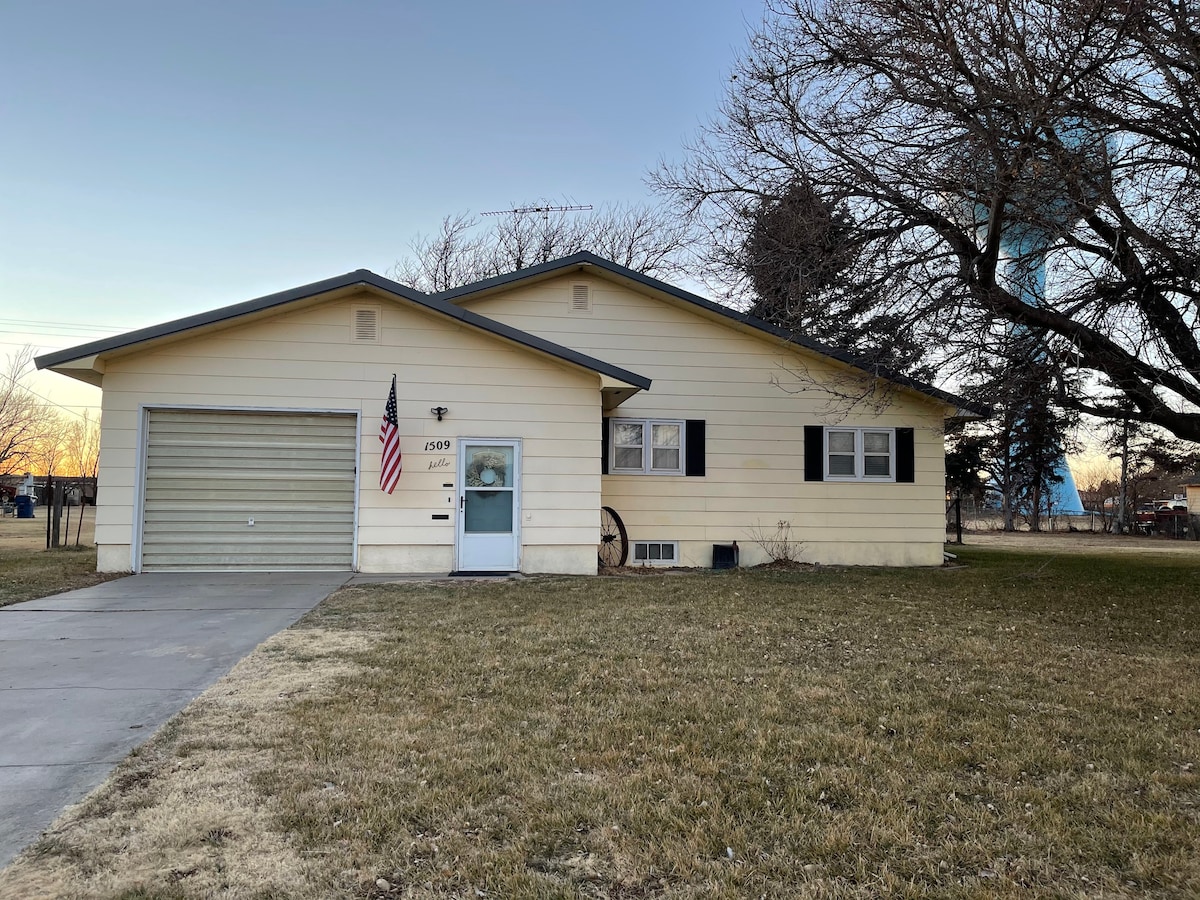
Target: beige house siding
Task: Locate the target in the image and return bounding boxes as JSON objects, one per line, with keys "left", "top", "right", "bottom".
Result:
{"left": 458, "top": 274, "right": 951, "bottom": 567}
{"left": 92, "top": 291, "right": 601, "bottom": 574}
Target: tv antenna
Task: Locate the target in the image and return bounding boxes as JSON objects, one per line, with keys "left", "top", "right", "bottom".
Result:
{"left": 481, "top": 204, "right": 593, "bottom": 219}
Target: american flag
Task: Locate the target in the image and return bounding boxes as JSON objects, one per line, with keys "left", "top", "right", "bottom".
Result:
{"left": 379, "top": 375, "right": 402, "bottom": 493}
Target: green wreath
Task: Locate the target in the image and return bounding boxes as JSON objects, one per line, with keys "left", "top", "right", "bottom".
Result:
{"left": 466, "top": 451, "right": 508, "bottom": 487}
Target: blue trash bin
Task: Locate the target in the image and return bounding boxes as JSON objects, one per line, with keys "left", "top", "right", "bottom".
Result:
{"left": 14, "top": 495, "right": 34, "bottom": 518}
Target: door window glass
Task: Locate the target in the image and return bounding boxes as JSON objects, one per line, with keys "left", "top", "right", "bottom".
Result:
{"left": 465, "top": 446, "right": 513, "bottom": 486}
{"left": 464, "top": 490, "right": 513, "bottom": 533}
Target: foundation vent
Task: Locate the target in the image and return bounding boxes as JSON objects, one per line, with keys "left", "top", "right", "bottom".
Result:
{"left": 633, "top": 540, "right": 679, "bottom": 566}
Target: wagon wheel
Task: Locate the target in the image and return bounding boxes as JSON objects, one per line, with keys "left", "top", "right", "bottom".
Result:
{"left": 598, "top": 506, "right": 629, "bottom": 568}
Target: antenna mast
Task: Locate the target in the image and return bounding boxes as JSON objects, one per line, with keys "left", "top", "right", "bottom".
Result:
{"left": 481, "top": 204, "right": 593, "bottom": 218}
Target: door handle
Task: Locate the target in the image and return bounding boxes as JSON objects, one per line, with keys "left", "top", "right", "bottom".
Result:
{"left": 460, "top": 494, "right": 464, "bottom": 511}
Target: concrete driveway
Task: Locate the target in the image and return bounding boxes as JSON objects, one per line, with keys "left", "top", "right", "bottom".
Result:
{"left": 0, "top": 572, "right": 349, "bottom": 869}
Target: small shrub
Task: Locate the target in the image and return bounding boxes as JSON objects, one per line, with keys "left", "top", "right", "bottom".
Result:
{"left": 745, "top": 519, "right": 805, "bottom": 563}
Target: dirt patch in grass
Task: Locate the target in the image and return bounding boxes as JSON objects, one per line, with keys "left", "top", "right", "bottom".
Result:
{"left": 4, "top": 547, "right": 1199, "bottom": 898}
{"left": 599, "top": 565, "right": 705, "bottom": 576}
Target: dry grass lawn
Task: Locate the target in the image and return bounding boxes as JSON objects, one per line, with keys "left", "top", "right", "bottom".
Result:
{"left": 1, "top": 544, "right": 1198, "bottom": 898}
{"left": 0, "top": 504, "right": 96, "bottom": 551}
{"left": 0, "top": 506, "right": 116, "bottom": 609}
{"left": 961, "top": 528, "right": 1200, "bottom": 555}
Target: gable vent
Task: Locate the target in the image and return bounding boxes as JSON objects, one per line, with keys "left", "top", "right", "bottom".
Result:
{"left": 570, "top": 282, "right": 591, "bottom": 313}
{"left": 352, "top": 305, "right": 380, "bottom": 343}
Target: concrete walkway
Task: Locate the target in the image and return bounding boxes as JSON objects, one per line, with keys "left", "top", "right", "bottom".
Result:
{"left": 0, "top": 572, "right": 349, "bottom": 869}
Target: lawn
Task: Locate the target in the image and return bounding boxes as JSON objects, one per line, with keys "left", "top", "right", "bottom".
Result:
{"left": 0, "top": 507, "right": 111, "bottom": 609}
{"left": 0, "top": 547, "right": 112, "bottom": 609}
{"left": 2, "top": 546, "right": 1198, "bottom": 898}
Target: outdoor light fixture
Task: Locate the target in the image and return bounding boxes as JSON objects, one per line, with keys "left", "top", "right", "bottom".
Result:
{"left": 431, "top": 406, "right": 448, "bottom": 421}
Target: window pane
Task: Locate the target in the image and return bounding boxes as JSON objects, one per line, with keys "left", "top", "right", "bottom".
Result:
{"left": 464, "top": 490, "right": 513, "bottom": 533}
{"left": 615, "top": 447, "right": 643, "bottom": 469}
{"left": 615, "top": 423, "right": 643, "bottom": 447}
{"left": 635, "top": 543, "right": 647, "bottom": 560}
{"left": 864, "top": 432, "right": 891, "bottom": 453}
{"left": 829, "top": 454, "right": 856, "bottom": 476}
{"left": 651, "top": 423, "right": 680, "bottom": 447}
{"left": 662, "top": 544, "right": 675, "bottom": 560}
{"left": 651, "top": 448, "right": 680, "bottom": 470}
{"left": 466, "top": 445, "right": 514, "bottom": 487}
{"left": 828, "top": 431, "right": 855, "bottom": 453}
{"left": 864, "top": 455, "right": 891, "bottom": 477}
{"left": 649, "top": 543, "right": 662, "bottom": 559}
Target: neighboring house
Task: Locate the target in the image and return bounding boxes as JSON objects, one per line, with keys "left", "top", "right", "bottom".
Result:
{"left": 36, "top": 253, "right": 982, "bottom": 574}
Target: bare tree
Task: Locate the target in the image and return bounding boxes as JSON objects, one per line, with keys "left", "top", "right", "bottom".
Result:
{"left": 655, "top": 0, "right": 1200, "bottom": 442}
{"left": 63, "top": 410, "right": 101, "bottom": 483}
{"left": 1075, "top": 455, "right": 1120, "bottom": 529}
{"left": 0, "top": 348, "right": 56, "bottom": 476}
{"left": 28, "top": 419, "right": 66, "bottom": 484}
{"left": 391, "top": 202, "right": 691, "bottom": 293}
{"left": 62, "top": 411, "right": 100, "bottom": 546}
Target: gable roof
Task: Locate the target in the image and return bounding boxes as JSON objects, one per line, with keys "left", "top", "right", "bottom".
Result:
{"left": 432, "top": 251, "right": 987, "bottom": 417}
{"left": 35, "top": 269, "right": 652, "bottom": 399}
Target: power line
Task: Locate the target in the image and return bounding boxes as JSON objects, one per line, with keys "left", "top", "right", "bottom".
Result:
{"left": 0, "top": 339, "right": 103, "bottom": 352}
{"left": 0, "top": 324, "right": 128, "bottom": 343}
{"left": 0, "top": 317, "right": 128, "bottom": 333}
{"left": 0, "top": 370, "right": 99, "bottom": 421}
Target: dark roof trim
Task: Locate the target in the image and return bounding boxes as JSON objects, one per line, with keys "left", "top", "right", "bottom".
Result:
{"left": 432, "top": 251, "right": 989, "bottom": 417}
{"left": 35, "top": 269, "right": 652, "bottom": 391}
{"left": 34, "top": 271, "right": 413, "bottom": 369}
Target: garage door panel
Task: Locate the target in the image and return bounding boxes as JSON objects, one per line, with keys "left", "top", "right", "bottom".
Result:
{"left": 143, "top": 509, "right": 355, "bottom": 524}
{"left": 143, "top": 519, "right": 354, "bottom": 536}
{"left": 147, "top": 412, "right": 356, "bottom": 430}
{"left": 145, "top": 537, "right": 354, "bottom": 552}
{"left": 142, "top": 410, "right": 357, "bottom": 571}
{"left": 141, "top": 550, "right": 354, "bottom": 569}
{"left": 144, "top": 479, "right": 355, "bottom": 498}
{"left": 145, "top": 453, "right": 357, "bottom": 471}
{"left": 147, "top": 442, "right": 358, "bottom": 458}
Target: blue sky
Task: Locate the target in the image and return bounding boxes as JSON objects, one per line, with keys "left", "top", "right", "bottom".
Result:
{"left": 2, "top": 0, "right": 762, "bottom": 412}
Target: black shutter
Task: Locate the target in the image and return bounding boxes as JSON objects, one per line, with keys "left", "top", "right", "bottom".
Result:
{"left": 685, "top": 419, "right": 705, "bottom": 476}
{"left": 804, "top": 426, "right": 824, "bottom": 481}
{"left": 896, "top": 427, "right": 915, "bottom": 483}
{"left": 601, "top": 418, "right": 610, "bottom": 475}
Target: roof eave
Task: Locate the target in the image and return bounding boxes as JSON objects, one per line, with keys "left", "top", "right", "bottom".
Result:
{"left": 35, "top": 270, "right": 406, "bottom": 371}
{"left": 35, "top": 267, "right": 651, "bottom": 394}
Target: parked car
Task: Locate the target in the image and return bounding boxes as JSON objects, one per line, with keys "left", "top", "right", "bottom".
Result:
{"left": 1135, "top": 504, "right": 1158, "bottom": 533}
{"left": 1137, "top": 500, "right": 1189, "bottom": 537}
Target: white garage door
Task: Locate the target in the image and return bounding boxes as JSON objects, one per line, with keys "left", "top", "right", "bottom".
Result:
{"left": 141, "top": 410, "right": 357, "bottom": 570}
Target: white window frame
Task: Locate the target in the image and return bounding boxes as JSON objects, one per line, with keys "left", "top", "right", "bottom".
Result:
{"left": 823, "top": 427, "right": 896, "bottom": 482}
{"left": 609, "top": 418, "right": 685, "bottom": 475}
{"left": 632, "top": 540, "right": 680, "bottom": 566}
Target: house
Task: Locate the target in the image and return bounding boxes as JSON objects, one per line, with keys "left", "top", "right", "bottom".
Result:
{"left": 36, "top": 253, "right": 982, "bottom": 574}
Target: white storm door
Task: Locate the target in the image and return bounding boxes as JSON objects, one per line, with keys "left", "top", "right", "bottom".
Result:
{"left": 457, "top": 440, "right": 520, "bottom": 572}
